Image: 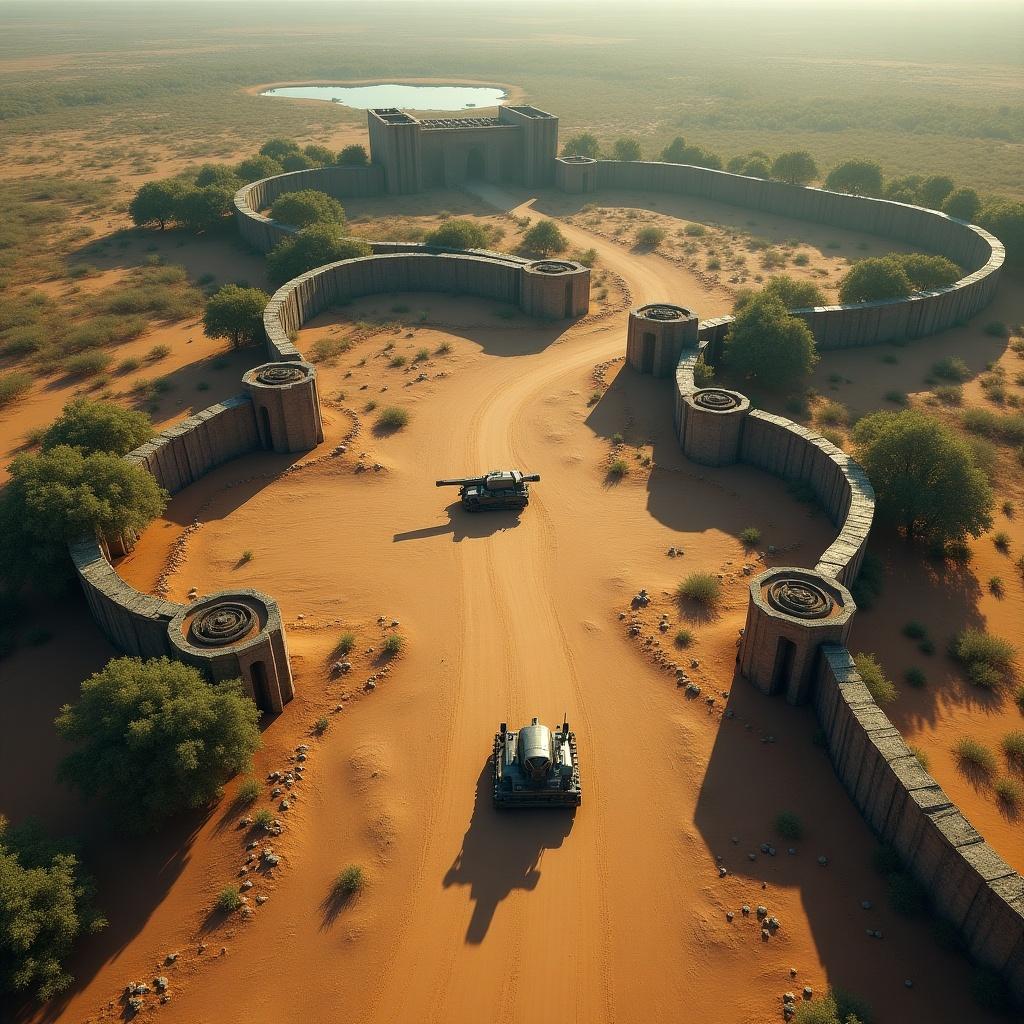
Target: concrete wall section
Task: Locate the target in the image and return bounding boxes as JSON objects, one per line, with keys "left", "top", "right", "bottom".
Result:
{"left": 814, "top": 646, "right": 1024, "bottom": 1005}
{"left": 592, "top": 160, "right": 1003, "bottom": 350}
{"left": 123, "top": 396, "right": 261, "bottom": 496}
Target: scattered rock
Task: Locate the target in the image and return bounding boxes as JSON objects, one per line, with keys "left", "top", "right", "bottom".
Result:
{"left": 240, "top": 880, "right": 253, "bottom": 891}
{"left": 756, "top": 905, "right": 768, "bottom": 919}
{"left": 726, "top": 911, "right": 734, "bottom": 922}
{"left": 154, "top": 977, "right": 168, "bottom": 992}
{"left": 904, "top": 979, "right": 913, "bottom": 989}
{"left": 632, "top": 589, "right": 651, "bottom": 607}
{"left": 718, "top": 866, "right": 728, "bottom": 878}
{"left": 817, "top": 856, "right": 828, "bottom": 866}
{"left": 741, "top": 905, "right": 750, "bottom": 916}
{"left": 802, "top": 987, "right": 813, "bottom": 1000}
{"left": 256, "top": 895, "right": 269, "bottom": 905}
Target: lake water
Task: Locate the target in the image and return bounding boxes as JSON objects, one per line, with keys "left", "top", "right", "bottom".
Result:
{"left": 261, "top": 84, "right": 507, "bottom": 111}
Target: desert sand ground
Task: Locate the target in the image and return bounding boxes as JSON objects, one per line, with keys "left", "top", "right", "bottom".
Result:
{"left": 1, "top": 185, "right": 1017, "bottom": 1024}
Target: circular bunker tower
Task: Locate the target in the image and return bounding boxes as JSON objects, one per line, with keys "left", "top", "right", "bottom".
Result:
{"left": 555, "top": 156, "right": 598, "bottom": 194}
{"left": 243, "top": 361, "right": 324, "bottom": 454}
{"left": 168, "top": 589, "right": 295, "bottom": 714}
{"left": 626, "top": 304, "right": 699, "bottom": 378}
{"left": 680, "top": 387, "right": 751, "bottom": 466}
{"left": 738, "top": 568, "right": 855, "bottom": 705}
{"left": 519, "top": 259, "right": 590, "bottom": 320}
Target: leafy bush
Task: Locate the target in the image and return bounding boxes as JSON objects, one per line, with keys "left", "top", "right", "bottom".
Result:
{"left": 677, "top": 572, "right": 722, "bottom": 607}
{"left": 770, "top": 151, "right": 818, "bottom": 185}
{"left": 853, "top": 410, "right": 992, "bottom": 545}
{"left": 816, "top": 400, "right": 848, "bottom": 427}
{"left": 235, "top": 155, "right": 283, "bottom": 182}
{"left": 825, "top": 159, "right": 883, "bottom": 196}
{"left": 838, "top": 256, "right": 912, "bottom": 303}
{"left": 952, "top": 737, "right": 997, "bottom": 776}
{"left": 237, "top": 777, "right": 261, "bottom": 804}
{"left": 674, "top": 629, "right": 693, "bottom": 648}
{"left": 607, "top": 458, "right": 629, "bottom": 478}
{"left": 892, "top": 253, "right": 961, "bottom": 290}
{"left": 270, "top": 189, "right": 345, "bottom": 229}
{"left": 41, "top": 398, "right": 152, "bottom": 456}
{"left": 951, "top": 629, "right": 1015, "bottom": 688}
{"left": 216, "top": 886, "right": 243, "bottom": 912}
{"left": 905, "top": 667, "right": 926, "bottom": 688}
{"left": 313, "top": 716, "right": 329, "bottom": 735}
{"left": 612, "top": 137, "right": 642, "bottom": 161}
{"left": 0, "top": 445, "right": 167, "bottom": 593}
{"left": 337, "top": 144, "right": 369, "bottom": 167}
{"left": 375, "top": 406, "right": 409, "bottom": 432}
{"left": 55, "top": 657, "right": 261, "bottom": 830}
{"left": 336, "top": 632, "right": 355, "bottom": 656}
{"left": 724, "top": 293, "right": 818, "bottom": 389}
{"left": 0, "top": 370, "right": 33, "bottom": 407}
{"left": 853, "top": 652, "right": 898, "bottom": 703}
{"left": 932, "top": 356, "right": 969, "bottom": 381}
{"left": 310, "top": 336, "right": 351, "bottom": 363}
{"left": 995, "top": 778, "right": 1023, "bottom": 809}
{"left": 266, "top": 227, "right": 371, "bottom": 286}
{"left": 253, "top": 808, "right": 274, "bottom": 829}
{"left": 333, "top": 864, "right": 364, "bottom": 897}
{"left": 382, "top": 634, "right": 404, "bottom": 657}
{"left": 636, "top": 225, "right": 667, "bottom": 248}
{"left": 774, "top": 811, "right": 803, "bottom": 840}
{"left": 61, "top": 350, "right": 112, "bottom": 378}
{"left": 1001, "top": 730, "right": 1024, "bottom": 772}
{"left": 961, "top": 408, "right": 1024, "bottom": 445}
{"left": 425, "top": 218, "right": 489, "bottom": 250}
{"left": 941, "top": 187, "right": 980, "bottom": 221}
{"left": 0, "top": 817, "right": 106, "bottom": 1001}
{"left": 739, "top": 526, "right": 761, "bottom": 546}
{"left": 522, "top": 219, "right": 568, "bottom": 256}
{"left": 561, "top": 133, "right": 600, "bottom": 158}
{"left": 795, "top": 988, "right": 872, "bottom": 1024}
{"left": 902, "top": 620, "right": 927, "bottom": 640}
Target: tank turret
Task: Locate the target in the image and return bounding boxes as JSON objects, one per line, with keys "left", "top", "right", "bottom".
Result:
{"left": 493, "top": 715, "right": 581, "bottom": 808}
{"left": 435, "top": 470, "right": 540, "bottom": 512}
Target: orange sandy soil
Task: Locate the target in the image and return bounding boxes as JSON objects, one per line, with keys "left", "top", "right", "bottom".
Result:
{"left": 0, "top": 194, "right": 1011, "bottom": 1024}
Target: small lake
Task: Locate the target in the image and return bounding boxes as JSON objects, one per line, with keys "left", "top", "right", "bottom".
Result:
{"left": 261, "top": 84, "right": 507, "bottom": 111}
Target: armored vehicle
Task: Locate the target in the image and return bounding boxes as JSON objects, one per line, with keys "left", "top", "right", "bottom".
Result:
{"left": 435, "top": 470, "right": 540, "bottom": 512}
{"left": 493, "top": 716, "right": 581, "bottom": 808}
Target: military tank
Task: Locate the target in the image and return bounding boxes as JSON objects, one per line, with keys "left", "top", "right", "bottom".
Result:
{"left": 435, "top": 470, "right": 540, "bottom": 512}
{"left": 493, "top": 716, "right": 581, "bottom": 808}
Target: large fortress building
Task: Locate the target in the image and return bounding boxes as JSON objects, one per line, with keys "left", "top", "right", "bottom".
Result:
{"left": 366, "top": 105, "right": 558, "bottom": 194}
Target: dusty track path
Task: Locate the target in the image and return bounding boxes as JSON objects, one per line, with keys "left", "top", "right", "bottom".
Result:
{"left": 42, "top": 194, "right": 1007, "bottom": 1024}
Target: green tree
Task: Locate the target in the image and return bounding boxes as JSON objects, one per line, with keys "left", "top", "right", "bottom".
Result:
{"left": 203, "top": 285, "right": 270, "bottom": 349}
{"left": 0, "top": 446, "right": 166, "bottom": 593}
{"left": 825, "top": 159, "right": 883, "bottom": 196}
{"left": 917, "top": 175, "right": 955, "bottom": 209}
{"left": 561, "top": 133, "right": 600, "bottom": 158}
{"left": 55, "top": 657, "right": 262, "bottom": 830}
{"left": 734, "top": 275, "right": 824, "bottom": 312}
{"left": 521, "top": 219, "right": 568, "bottom": 257}
{"left": 174, "top": 184, "right": 234, "bottom": 233}
{"left": 771, "top": 151, "right": 819, "bottom": 185}
{"left": 128, "top": 179, "right": 189, "bottom": 230}
{"left": 724, "top": 293, "right": 818, "bottom": 389}
{"left": 853, "top": 409, "right": 993, "bottom": 544}
{"left": 281, "top": 152, "right": 318, "bottom": 172}
{"left": 892, "top": 253, "right": 961, "bottom": 290}
{"left": 194, "top": 163, "right": 241, "bottom": 189}
{"left": 727, "top": 150, "right": 770, "bottom": 174}
{"left": 269, "top": 189, "right": 345, "bottom": 229}
{"left": 942, "top": 186, "right": 981, "bottom": 221}
{"left": 337, "top": 144, "right": 369, "bottom": 166}
{"left": 235, "top": 155, "right": 284, "bottom": 182}
{"left": 41, "top": 398, "right": 153, "bottom": 456}
{"left": 660, "top": 138, "right": 722, "bottom": 170}
{"left": 260, "top": 138, "right": 301, "bottom": 162}
{"left": 977, "top": 197, "right": 1024, "bottom": 266}
{"left": 740, "top": 156, "right": 771, "bottom": 177}
{"left": 883, "top": 174, "right": 923, "bottom": 204}
{"left": 303, "top": 144, "right": 334, "bottom": 165}
{"left": 424, "top": 218, "right": 490, "bottom": 249}
{"left": 838, "top": 256, "right": 912, "bottom": 303}
{"left": 265, "top": 227, "right": 371, "bottom": 286}
{"left": 612, "top": 137, "right": 643, "bottom": 162}
{"left": 0, "top": 816, "right": 106, "bottom": 1001}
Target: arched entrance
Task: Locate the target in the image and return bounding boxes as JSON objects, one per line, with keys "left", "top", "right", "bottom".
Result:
{"left": 465, "top": 147, "right": 486, "bottom": 180}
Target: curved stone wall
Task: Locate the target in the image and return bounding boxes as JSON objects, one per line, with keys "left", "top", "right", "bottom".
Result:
{"left": 263, "top": 253, "right": 589, "bottom": 361}
{"left": 591, "top": 159, "right": 1003, "bottom": 350}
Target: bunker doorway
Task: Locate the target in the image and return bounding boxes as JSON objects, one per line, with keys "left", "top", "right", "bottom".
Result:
{"left": 466, "top": 147, "right": 486, "bottom": 180}
{"left": 250, "top": 660, "right": 275, "bottom": 713}
{"left": 641, "top": 332, "right": 656, "bottom": 374}
{"left": 771, "top": 637, "right": 796, "bottom": 695}
{"left": 258, "top": 406, "right": 272, "bottom": 449}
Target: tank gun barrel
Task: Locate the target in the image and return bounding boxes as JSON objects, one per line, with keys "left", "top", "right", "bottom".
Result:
{"left": 435, "top": 477, "right": 484, "bottom": 487}
{"left": 520, "top": 474, "right": 541, "bottom": 483}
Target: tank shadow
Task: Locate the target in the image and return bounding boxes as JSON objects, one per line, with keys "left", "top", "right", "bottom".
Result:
{"left": 443, "top": 761, "right": 575, "bottom": 944}
{"left": 392, "top": 502, "right": 523, "bottom": 543}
